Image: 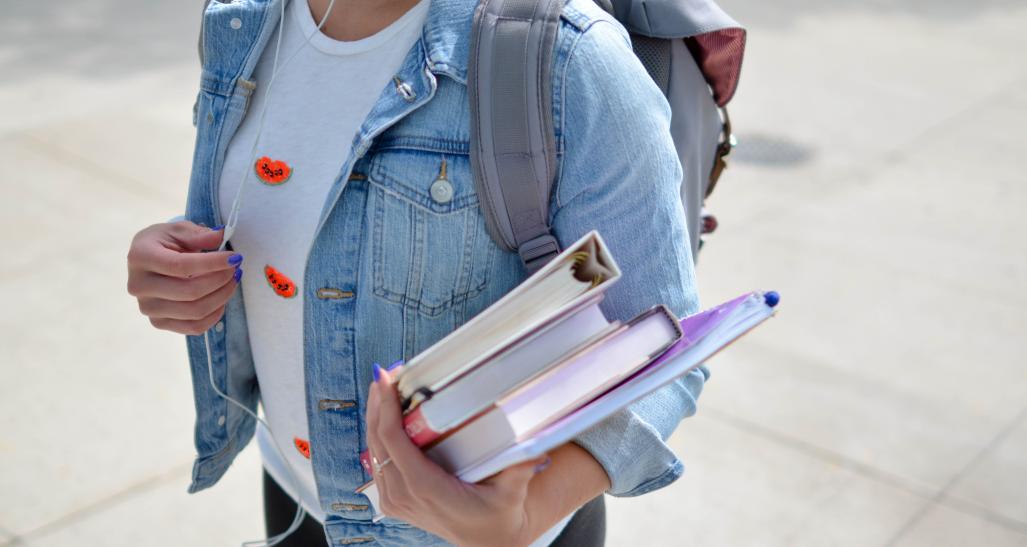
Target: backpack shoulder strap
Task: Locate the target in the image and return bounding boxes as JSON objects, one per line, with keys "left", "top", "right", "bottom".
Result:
{"left": 468, "top": 0, "right": 564, "bottom": 274}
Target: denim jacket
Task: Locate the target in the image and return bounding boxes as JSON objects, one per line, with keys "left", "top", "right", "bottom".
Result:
{"left": 184, "top": 0, "right": 707, "bottom": 544}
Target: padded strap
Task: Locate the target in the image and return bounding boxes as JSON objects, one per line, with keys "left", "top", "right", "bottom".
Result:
{"left": 469, "top": 0, "right": 564, "bottom": 274}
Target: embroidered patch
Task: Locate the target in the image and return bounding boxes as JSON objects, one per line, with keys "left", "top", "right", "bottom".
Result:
{"left": 254, "top": 156, "right": 292, "bottom": 185}
{"left": 264, "top": 265, "right": 298, "bottom": 298}
{"left": 294, "top": 437, "right": 311, "bottom": 459}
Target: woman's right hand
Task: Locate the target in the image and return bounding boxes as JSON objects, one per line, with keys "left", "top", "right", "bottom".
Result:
{"left": 127, "top": 221, "right": 243, "bottom": 335}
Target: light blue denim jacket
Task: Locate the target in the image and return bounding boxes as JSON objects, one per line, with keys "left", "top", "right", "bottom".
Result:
{"left": 184, "top": 0, "right": 707, "bottom": 543}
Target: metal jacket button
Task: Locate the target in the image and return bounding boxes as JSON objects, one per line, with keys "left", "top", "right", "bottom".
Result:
{"left": 393, "top": 76, "right": 416, "bottom": 102}
{"left": 229, "top": 17, "right": 242, "bottom": 30}
{"left": 430, "top": 178, "right": 453, "bottom": 204}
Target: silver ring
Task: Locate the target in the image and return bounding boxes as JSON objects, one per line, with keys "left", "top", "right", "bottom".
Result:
{"left": 372, "top": 455, "right": 393, "bottom": 475}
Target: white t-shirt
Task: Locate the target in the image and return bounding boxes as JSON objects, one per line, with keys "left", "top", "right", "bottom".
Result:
{"left": 218, "top": 1, "right": 572, "bottom": 543}
{"left": 218, "top": 0, "right": 430, "bottom": 522}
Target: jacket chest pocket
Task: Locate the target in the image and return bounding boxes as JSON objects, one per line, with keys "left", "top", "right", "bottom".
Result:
{"left": 368, "top": 148, "right": 495, "bottom": 318}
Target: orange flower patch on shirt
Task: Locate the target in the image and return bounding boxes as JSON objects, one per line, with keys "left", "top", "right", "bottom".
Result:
{"left": 294, "top": 437, "right": 311, "bottom": 459}
{"left": 255, "top": 156, "right": 292, "bottom": 185}
{"left": 264, "top": 265, "right": 297, "bottom": 298}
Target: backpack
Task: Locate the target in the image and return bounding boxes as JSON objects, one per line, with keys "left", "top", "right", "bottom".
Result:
{"left": 197, "top": 0, "right": 744, "bottom": 271}
{"left": 468, "top": 0, "right": 746, "bottom": 272}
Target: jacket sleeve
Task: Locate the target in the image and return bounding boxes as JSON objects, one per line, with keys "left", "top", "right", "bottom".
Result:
{"left": 550, "top": 17, "right": 709, "bottom": 497}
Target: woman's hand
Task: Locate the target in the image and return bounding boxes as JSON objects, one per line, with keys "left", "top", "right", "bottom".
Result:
{"left": 366, "top": 365, "right": 549, "bottom": 547}
{"left": 127, "top": 221, "right": 243, "bottom": 335}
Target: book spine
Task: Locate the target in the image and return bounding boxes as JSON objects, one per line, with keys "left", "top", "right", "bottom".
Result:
{"left": 403, "top": 406, "right": 443, "bottom": 446}
{"left": 359, "top": 450, "right": 372, "bottom": 475}
{"left": 358, "top": 409, "right": 441, "bottom": 474}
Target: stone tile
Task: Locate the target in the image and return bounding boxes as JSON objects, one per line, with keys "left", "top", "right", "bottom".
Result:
{"left": 24, "top": 105, "right": 197, "bottom": 205}
{"left": 0, "top": 65, "right": 200, "bottom": 138}
{"left": 0, "top": 192, "right": 202, "bottom": 534}
{"left": 0, "top": 272, "right": 200, "bottom": 534}
{"left": 1, "top": 0, "right": 201, "bottom": 137}
{"left": 698, "top": 341, "right": 1008, "bottom": 494}
{"left": 947, "top": 414, "right": 1027, "bottom": 526}
{"left": 0, "top": 126, "right": 237, "bottom": 536}
{"left": 692, "top": 82, "right": 1027, "bottom": 492}
{"left": 0, "top": 135, "right": 184, "bottom": 281}
{"left": 893, "top": 503, "right": 1027, "bottom": 547}
{"left": 23, "top": 446, "right": 264, "bottom": 547}
{"left": 605, "top": 416, "right": 925, "bottom": 547}
{"left": 726, "top": 6, "right": 1027, "bottom": 186}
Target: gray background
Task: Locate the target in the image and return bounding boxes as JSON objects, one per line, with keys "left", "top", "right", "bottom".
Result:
{"left": 2, "top": 0, "right": 1025, "bottom": 545}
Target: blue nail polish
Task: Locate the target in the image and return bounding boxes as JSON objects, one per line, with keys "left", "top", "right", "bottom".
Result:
{"left": 372, "top": 363, "right": 382, "bottom": 383}
{"left": 534, "top": 456, "right": 552, "bottom": 474}
{"left": 387, "top": 359, "right": 404, "bottom": 371}
{"left": 210, "top": 224, "right": 225, "bottom": 231}
{"left": 228, "top": 253, "right": 243, "bottom": 266}
{"left": 234, "top": 267, "right": 243, "bottom": 282}
{"left": 763, "top": 291, "right": 780, "bottom": 308}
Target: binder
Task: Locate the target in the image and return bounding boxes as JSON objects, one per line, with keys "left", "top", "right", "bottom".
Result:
{"left": 396, "top": 231, "right": 621, "bottom": 409}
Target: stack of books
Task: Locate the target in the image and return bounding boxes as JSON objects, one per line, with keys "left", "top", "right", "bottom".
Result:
{"left": 357, "top": 232, "right": 778, "bottom": 514}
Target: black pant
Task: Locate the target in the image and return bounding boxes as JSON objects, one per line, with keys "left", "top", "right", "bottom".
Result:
{"left": 263, "top": 470, "right": 606, "bottom": 546}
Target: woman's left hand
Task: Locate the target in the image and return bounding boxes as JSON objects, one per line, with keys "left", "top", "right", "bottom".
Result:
{"left": 366, "top": 365, "right": 548, "bottom": 547}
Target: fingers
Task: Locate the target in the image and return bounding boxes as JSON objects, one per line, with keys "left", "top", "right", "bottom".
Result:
{"left": 373, "top": 367, "right": 448, "bottom": 483}
{"left": 366, "top": 365, "right": 456, "bottom": 519}
{"left": 138, "top": 246, "right": 241, "bottom": 279}
{"left": 137, "top": 274, "right": 239, "bottom": 320}
{"left": 128, "top": 224, "right": 240, "bottom": 279}
{"left": 168, "top": 221, "right": 229, "bottom": 252}
{"left": 366, "top": 367, "right": 410, "bottom": 517}
{"left": 149, "top": 304, "right": 227, "bottom": 336}
{"left": 128, "top": 267, "right": 237, "bottom": 301}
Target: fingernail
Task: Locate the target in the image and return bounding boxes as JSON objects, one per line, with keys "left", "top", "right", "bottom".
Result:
{"left": 387, "top": 359, "right": 404, "bottom": 371}
{"left": 534, "top": 456, "right": 552, "bottom": 474}
{"left": 372, "top": 363, "right": 382, "bottom": 383}
{"left": 234, "top": 267, "right": 243, "bottom": 282}
{"left": 210, "top": 224, "right": 225, "bottom": 231}
{"left": 228, "top": 253, "right": 243, "bottom": 266}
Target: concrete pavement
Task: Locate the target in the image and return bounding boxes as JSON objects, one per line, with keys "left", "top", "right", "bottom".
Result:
{"left": 2, "top": 0, "right": 1025, "bottom": 545}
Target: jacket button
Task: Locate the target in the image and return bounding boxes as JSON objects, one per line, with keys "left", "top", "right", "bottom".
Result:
{"left": 430, "top": 178, "right": 453, "bottom": 204}
{"left": 214, "top": 321, "right": 225, "bottom": 333}
{"left": 393, "top": 76, "right": 416, "bottom": 102}
{"left": 316, "top": 288, "right": 355, "bottom": 300}
{"left": 318, "top": 399, "right": 356, "bottom": 411}
{"left": 217, "top": 415, "right": 226, "bottom": 427}
{"left": 229, "top": 17, "right": 243, "bottom": 30}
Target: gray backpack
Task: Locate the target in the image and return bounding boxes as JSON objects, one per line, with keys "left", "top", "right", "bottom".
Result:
{"left": 469, "top": 0, "right": 746, "bottom": 272}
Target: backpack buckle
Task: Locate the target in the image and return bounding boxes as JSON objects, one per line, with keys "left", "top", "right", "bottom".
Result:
{"left": 519, "top": 234, "right": 561, "bottom": 274}
{"left": 706, "top": 107, "right": 735, "bottom": 198}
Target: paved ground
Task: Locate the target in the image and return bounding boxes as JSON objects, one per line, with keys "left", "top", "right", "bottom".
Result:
{"left": 2, "top": 1, "right": 1026, "bottom": 546}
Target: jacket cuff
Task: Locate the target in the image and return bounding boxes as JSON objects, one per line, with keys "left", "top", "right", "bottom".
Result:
{"left": 571, "top": 365, "right": 708, "bottom": 496}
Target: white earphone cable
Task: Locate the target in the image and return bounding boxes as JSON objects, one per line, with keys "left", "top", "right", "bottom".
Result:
{"left": 203, "top": 1, "right": 338, "bottom": 545}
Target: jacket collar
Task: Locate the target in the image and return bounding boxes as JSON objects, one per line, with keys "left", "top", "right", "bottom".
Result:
{"left": 420, "top": 0, "right": 477, "bottom": 84}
